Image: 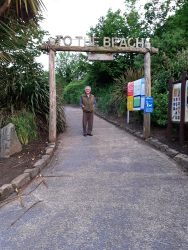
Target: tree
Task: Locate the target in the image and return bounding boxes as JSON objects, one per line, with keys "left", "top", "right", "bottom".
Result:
{"left": 87, "top": 8, "right": 143, "bottom": 87}
{"left": 143, "top": 0, "right": 188, "bottom": 125}
{"left": 0, "top": 14, "right": 46, "bottom": 109}
{"left": 56, "top": 52, "right": 89, "bottom": 84}
{"left": 0, "top": 0, "right": 45, "bottom": 20}
{"left": 143, "top": 0, "right": 186, "bottom": 35}
{"left": 0, "top": 0, "right": 45, "bottom": 61}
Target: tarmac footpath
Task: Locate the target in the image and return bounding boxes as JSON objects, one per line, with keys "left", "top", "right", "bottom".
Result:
{"left": 0, "top": 106, "right": 188, "bottom": 250}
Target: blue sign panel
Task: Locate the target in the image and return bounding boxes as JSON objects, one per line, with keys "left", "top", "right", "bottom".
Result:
{"left": 144, "top": 97, "right": 154, "bottom": 113}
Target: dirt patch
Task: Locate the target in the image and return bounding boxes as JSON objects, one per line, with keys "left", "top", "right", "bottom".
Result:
{"left": 0, "top": 132, "right": 48, "bottom": 186}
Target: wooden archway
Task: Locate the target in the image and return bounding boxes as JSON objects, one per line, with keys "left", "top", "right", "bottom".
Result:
{"left": 41, "top": 40, "right": 158, "bottom": 143}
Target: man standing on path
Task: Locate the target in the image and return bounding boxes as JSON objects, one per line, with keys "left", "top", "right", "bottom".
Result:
{"left": 80, "top": 86, "right": 96, "bottom": 136}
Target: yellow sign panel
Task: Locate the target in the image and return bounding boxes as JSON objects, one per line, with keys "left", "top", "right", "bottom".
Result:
{"left": 127, "top": 96, "right": 134, "bottom": 111}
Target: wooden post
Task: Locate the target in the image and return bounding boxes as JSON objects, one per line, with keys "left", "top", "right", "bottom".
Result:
{"left": 167, "top": 78, "right": 174, "bottom": 140}
{"left": 143, "top": 42, "right": 151, "bottom": 139}
{"left": 49, "top": 49, "right": 56, "bottom": 143}
{"left": 179, "top": 72, "right": 187, "bottom": 145}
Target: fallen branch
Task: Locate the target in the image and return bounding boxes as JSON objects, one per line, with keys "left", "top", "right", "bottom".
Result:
{"left": 38, "top": 174, "right": 48, "bottom": 188}
{"left": 10, "top": 200, "right": 43, "bottom": 227}
{"left": 0, "top": 195, "right": 18, "bottom": 209}
{"left": 24, "top": 180, "right": 44, "bottom": 196}
{"left": 43, "top": 175, "right": 72, "bottom": 178}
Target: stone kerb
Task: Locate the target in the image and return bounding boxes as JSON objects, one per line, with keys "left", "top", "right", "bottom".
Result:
{"left": 0, "top": 142, "right": 56, "bottom": 201}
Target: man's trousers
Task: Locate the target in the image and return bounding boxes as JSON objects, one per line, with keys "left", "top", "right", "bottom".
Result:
{"left": 82, "top": 111, "right": 94, "bottom": 134}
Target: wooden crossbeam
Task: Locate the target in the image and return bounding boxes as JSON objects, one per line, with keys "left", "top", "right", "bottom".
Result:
{"left": 40, "top": 44, "right": 158, "bottom": 54}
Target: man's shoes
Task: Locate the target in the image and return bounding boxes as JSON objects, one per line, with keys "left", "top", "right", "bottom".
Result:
{"left": 87, "top": 133, "right": 93, "bottom": 136}
{"left": 83, "top": 133, "right": 87, "bottom": 136}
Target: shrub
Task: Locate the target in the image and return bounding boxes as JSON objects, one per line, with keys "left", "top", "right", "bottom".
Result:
{"left": 0, "top": 69, "right": 66, "bottom": 133}
{"left": 63, "top": 81, "right": 85, "bottom": 105}
{"left": 96, "top": 86, "right": 115, "bottom": 114}
{"left": 10, "top": 111, "right": 38, "bottom": 145}
{"left": 152, "top": 92, "right": 168, "bottom": 126}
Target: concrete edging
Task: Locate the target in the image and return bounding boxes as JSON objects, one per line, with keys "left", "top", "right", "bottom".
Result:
{"left": 94, "top": 110, "right": 188, "bottom": 171}
{"left": 0, "top": 142, "right": 56, "bottom": 202}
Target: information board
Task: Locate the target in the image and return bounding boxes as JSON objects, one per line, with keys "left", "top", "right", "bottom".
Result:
{"left": 171, "top": 82, "right": 188, "bottom": 122}
{"left": 127, "top": 78, "right": 145, "bottom": 111}
{"left": 171, "top": 83, "right": 181, "bottom": 122}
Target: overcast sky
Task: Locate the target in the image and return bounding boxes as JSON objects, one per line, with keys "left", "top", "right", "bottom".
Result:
{"left": 38, "top": 0, "right": 148, "bottom": 69}
{"left": 40, "top": 0, "right": 127, "bottom": 36}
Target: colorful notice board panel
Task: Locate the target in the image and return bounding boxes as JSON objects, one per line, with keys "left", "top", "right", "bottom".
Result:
{"left": 127, "top": 78, "right": 145, "bottom": 111}
{"left": 127, "top": 96, "right": 134, "bottom": 111}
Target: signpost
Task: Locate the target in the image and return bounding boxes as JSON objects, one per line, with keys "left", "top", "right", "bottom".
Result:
{"left": 40, "top": 36, "right": 158, "bottom": 142}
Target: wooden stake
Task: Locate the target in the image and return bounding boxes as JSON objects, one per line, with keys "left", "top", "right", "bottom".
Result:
{"left": 167, "top": 78, "right": 174, "bottom": 140}
{"left": 49, "top": 49, "right": 56, "bottom": 143}
{"left": 179, "top": 72, "right": 187, "bottom": 145}
{"left": 143, "top": 43, "right": 151, "bottom": 139}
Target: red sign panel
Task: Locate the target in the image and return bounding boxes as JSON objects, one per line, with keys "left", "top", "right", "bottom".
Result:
{"left": 128, "top": 82, "right": 134, "bottom": 96}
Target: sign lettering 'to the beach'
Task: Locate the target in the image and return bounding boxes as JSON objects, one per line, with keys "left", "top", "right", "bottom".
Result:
{"left": 54, "top": 36, "right": 149, "bottom": 48}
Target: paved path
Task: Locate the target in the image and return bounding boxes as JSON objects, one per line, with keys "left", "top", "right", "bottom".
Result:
{"left": 0, "top": 107, "right": 188, "bottom": 250}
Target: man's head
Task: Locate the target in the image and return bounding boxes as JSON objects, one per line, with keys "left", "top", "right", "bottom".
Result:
{"left": 85, "top": 86, "right": 91, "bottom": 95}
